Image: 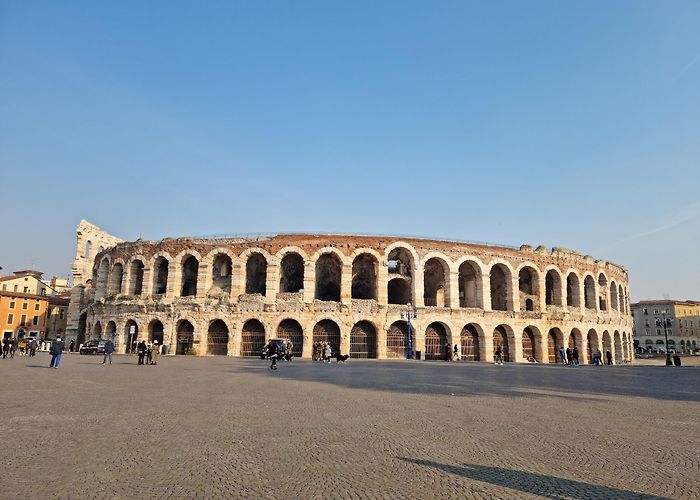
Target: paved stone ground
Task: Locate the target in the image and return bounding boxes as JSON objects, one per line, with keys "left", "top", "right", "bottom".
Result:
{"left": 0, "top": 354, "right": 698, "bottom": 500}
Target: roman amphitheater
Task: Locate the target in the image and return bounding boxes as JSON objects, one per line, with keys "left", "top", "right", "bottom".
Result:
{"left": 65, "top": 221, "right": 633, "bottom": 364}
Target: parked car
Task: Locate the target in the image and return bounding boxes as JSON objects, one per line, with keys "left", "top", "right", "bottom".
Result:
{"left": 79, "top": 339, "right": 107, "bottom": 355}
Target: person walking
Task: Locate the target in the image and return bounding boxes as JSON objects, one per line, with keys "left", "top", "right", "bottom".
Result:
{"left": 68, "top": 339, "right": 75, "bottom": 352}
{"left": 2, "top": 337, "right": 10, "bottom": 358}
{"left": 151, "top": 340, "right": 159, "bottom": 365}
{"left": 324, "top": 342, "right": 332, "bottom": 363}
{"left": 572, "top": 347, "right": 579, "bottom": 366}
{"left": 558, "top": 346, "right": 566, "bottom": 365}
{"left": 49, "top": 336, "right": 65, "bottom": 369}
{"left": 28, "top": 338, "right": 38, "bottom": 357}
{"left": 606, "top": 350, "right": 613, "bottom": 365}
{"left": 102, "top": 338, "right": 114, "bottom": 365}
{"left": 453, "top": 344, "right": 460, "bottom": 361}
{"left": 594, "top": 348, "right": 602, "bottom": 365}
{"left": 19, "top": 338, "right": 26, "bottom": 356}
{"left": 269, "top": 341, "right": 279, "bottom": 370}
{"left": 146, "top": 343, "right": 153, "bottom": 365}
{"left": 137, "top": 340, "right": 147, "bottom": 365}
{"left": 494, "top": 345, "right": 503, "bottom": 365}
{"left": 565, "top": 347, "right": 573, "bottom": 366}
{"left": 286, "top": 340, "right": 294, "bottom": 361}
{"left": 10, "top": 337, "right": 19, "bottom": 358}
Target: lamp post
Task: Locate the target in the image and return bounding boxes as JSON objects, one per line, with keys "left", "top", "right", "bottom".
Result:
{"left": 655, "top": 311, "right": 673, "bottom": 366}
{"left": 402, "top": 303, "right": 416, "bottom": 359}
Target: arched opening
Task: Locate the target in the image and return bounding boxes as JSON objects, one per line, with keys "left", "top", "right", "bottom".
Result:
{"left": 490, "top": 264, "right": 510, "bottom": 311}
{"left": 386, "top": 320, "right": 414, "bottom": 359}
{"left": 106, "top": 322, "right": 117, "bottom": 346}
{"left": 181, "top": 256, "right": 199, "bottom": 297}
{"left": 610, "top": 281, "right": 619, "bottom": 311}
{"left": 350, "top": 321, "right": 377, "bottom": 359}
{"left": 460, "top": 324, "right": 480, "bottom": 361}
{"left": 176, "top": 320, "right": 194, "bottom": 355}
{"left": 153, "top": 257, "right": 169, "bottom": 295}
{"left": 315, "top": 253, "right": 341, "bottom": 301}
{"left": 208, "top": 320, "right": 229, "bottom": 355}
{"left": 279, "top": 253, "right": 304, "bottom": 293}
{"left": 148, "top": 320, "right": 164, "bottom": 346}
{"left": 84, "top": 240, "right": 92, "bottom": 259}
{"left": 547, "top": 328, "right": 565, "bottom": 363}
{"left": 622, "top": 332, "right": 629, "bottom": 360}
{"left": 614, "top": 331, "right": 622, "bottom": 363}
{"left": 388, "top": 278, "right": 412, "bottom": 305}
{"left": 93, "top": 321, "right": 102, "bottom": 340}
{"left": 109, "top": 263, "right": 123, "bottom": 296}
{"left": 522, "top": 327, "right": 536, "bottom": 362}
{"left": 129, "top": 260, "right": 144, "bottom": 296}
{"left": 387, "top": 247, "right": 413, "bottom": 304}
{"left": 313, "top": 320, "right": 341, "bottom": 355}
{"left": 241, "top": 319, "right": 265, "bottom": 356}
{"left": 493, "top": 325, "right": 510, "bottom": 362}
{"left": 518, "top": 266, "right": 538, "bottom": 312}
{"left": 424, "top": 322, "right": 448, "bottom": 360}
{"left": 603, "top": 331, "right": 613, "bottom": 359}
{"left": 211, "top": 254, "right": 232, "bottom": 294}
{"left": 568, "top": 330, "right": 578, "bottom": 349}
{"left": 525, "top": 299, "right": 534, "bottom": 311}
{"left": 618, "top": 285, "right": 625, "bottom": 314}
{"left": 423, "top": 258, "right": 448, "bottom": 307}
{"left": 587, "top": 329, "right": 599, "bottom": 361}
{"left": 598, "top": 273, "right": 608, "bottom": 311}
{"left": 96, "top": 259, "right": 109, "bottom": 298}
{"left": 458, "top": 261, "right": 480, "bottom": 308}
{"left": 277, "top": 319, "right": 303, "bottom": 357}
{"left": 245, "top": 253, "right": 267, "bottom": 295}
{"left": 545, "top": 270, "right": 562, "bottom": 306}
{"left": 351, "top": 253, "right": 377, "bottom": 300}
{"left": 125, "top": 320, "right": 138, "bottom": 353}
{"left": 584, "top": 275, "right": 596, "bottom": 309}
{"left": 566, "top": 273, "right": 581, "bottom": 308}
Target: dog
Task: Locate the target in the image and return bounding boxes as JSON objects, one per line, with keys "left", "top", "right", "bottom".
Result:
{"left": 335, "top": 353, "right": 349, "bottom": 364}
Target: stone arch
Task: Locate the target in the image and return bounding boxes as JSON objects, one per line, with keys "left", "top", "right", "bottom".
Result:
{"left": 245, "top": 252, "right": 267, "bottom": 295}
{"left": 241, "top": 319, "right": 265, "bottom": 356}
{"left": 583, "top": 274, "right": 596, "bottom": 309}
{"left": 545, "top": 268, "right": 563, "bottom": 306}
{"left": 207, "top": 319, "right": 229, "bottom": 355}
{"left": 386, "top": 320, "right": 414, "bottom": 359}
{"left": 96, "top": 257, "right": 110, "bottom": 299}
{"left": 619, "top": 284, "right": 625, "bottom": 314}
{"left": 315, "top": 253, "right": 342, "bottom": 301}
{"left": 610, "top": 281, "right": 619, "bottom": 311}
{"left": 493, "top": 324, "right": 513, "bottom": 362}
{"left": 424, "top": 322, "right": 449, "bottom": 360}
{"left": 180, "top": 255, "right": 199, "bottom": 297}
{"left": 614, "top": 330, "right": 622, "bottom": 363}
{"left": 109, "top": 262, "right": 124, "bottom": 296}
{"left": 93, "top": 321, "right": 103, "bottom": 339}
{"left": 518, "top": 265, "right": 540, "bottom": 312}
{"left": 123, "top": 319, "right": 139, "bottom": 353}
{"left": 598, "top": 273, "right": 608, "bottom": 311}
{"left": 387, "top": 245, "right": 416, "bottom": 305}
{"left": 547, "top": 327, "right": 565, "bottom": 363}
{"left": 602, "top": 331, "right": 613, "bottom": 362}
{"left": 523, "top": 325, "right": 543, "bottom": 362}
{"left": 460, "top": 323, "right": 482, "bottom": 361}
{"left": 566, "top": 271, "right": 581, "bottom": 308}
{"left": 148, "top": 319, "right": 164, "bottom": 345}
{"left": 457, "top": 258, "right": 483, "bottom": 308}
{"left": 85, "top": 240, "right": 92, "bottom": 259}
{"left": 622, "top": 331, "right": 629, "bottom": 361}
{"left": 350, "top": 320, "right": 377, "bottom": 359}
{"left": 351, "top": 253, "right": 378, "bottom": 300}
{"left": 279, "top": 252, "right": 305, "bottom": 294}
{"left": 210, "top": 253, "right": 233, "bottom": 295}
{"left": 423, "top": 257, "right": 449, "bottom": 307}
{"left": 312, "top": 319, "right": 341, "bottom": 355}
{"left": 489, "top": 262, "right": 513, "bottom": 311}
{"left": 152, "top": 254, "right": 170, "bottom": 295}
{"left": 128, "top": 258, "right": 145, "bottom": 296}
{"left": 176, "top": 320, "right": 195, "bottom": 355}
{"left": 105, "top": 321, "right": 117, "bottom": 343}
{"left": 587, "top": 328, "right": 599, "bottom": 361}
{"left": 277, "top": 319, "right": 303, "bottom": 357}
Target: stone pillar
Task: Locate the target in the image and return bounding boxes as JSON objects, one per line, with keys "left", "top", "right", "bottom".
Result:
{"left": 142, "top": 266, "right": 153, "bottom": 296}
{"left": 231, "top": 260, "right": 245, "bottom": 299}
{"left": 167, "top": 260, "right": 179, "bottom": 298}
{"left": 512, "top": 331, "right": 523, "bottom": 363}
{"left": 377, "top": 321, "right": 387, "bottom": 359}
{"left": 510, "top": 274, "right": 520, "bottom": 313}
{"left": 377, "top": 262, "right": 389, "bottom": 305}
{"left": 340, "top": 263, "right": 352, "bottom": 304}
{"left": 265, "top": 263, "right": 280, "bottom": 302}
{"left": 482, "top": 327, "right": 494, "bottom": 362}
{"left": 537, "top": 273, "right": 546, "bottom": 311}
{"left": 447, "top": 271, "right": 459, "bottom": 309}
{"left": 339, "top": 322, "right": 350, "bottom": 356}
{"left": 303, "top": 262, "right": 315, "bottom": 303}
{"left": 196, "top": 258, "right": 209, "bottom": 298}
{"left": 414, "top": 264, "right": 424, "bottom": 308}
{"left": 482, "top": 273, "right": 492, "bottom": 311}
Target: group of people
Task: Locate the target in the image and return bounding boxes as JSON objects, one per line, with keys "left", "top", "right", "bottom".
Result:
{"left": 134, "top": 340, "right": 160, "bottom": 366}
{"left": 2, "top": 337, "right": 40, "bottom": 358}
{"left": 442, "top": 343, "right": 461, "bottom": 362}
{"left": 312, "top": 341, "right": 334, "bottom": 363}
{"left": 262, "top": 340, "right": 293, "bottom": 370}
{"left": 557, "top": 346, "right": 613, "bottom": 366}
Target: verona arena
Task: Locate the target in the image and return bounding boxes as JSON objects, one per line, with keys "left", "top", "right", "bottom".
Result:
{"left": 65, "top": 221, "right": 633, "bottom": 364}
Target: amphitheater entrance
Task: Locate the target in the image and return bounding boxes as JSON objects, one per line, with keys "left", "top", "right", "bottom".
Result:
{"left": 458, "top": 261, "right": 480, "bottom": 308}
{"left": 241, "top": 319, "right": 265, "bottom": 356}
{"left": 493, "top": 325, "right": 510, "bottom": 362}
{"left": 279, "top": 253, "right": 304, "bottom": 293}
{"left": 460, "top": 324, "right": 480, "bottom": 361}
{"left": 245, "top": 253, "right": 267, "bottom": 295}
{"left": 277, "top": 319, "right": 303, "bottom": 357}
{"left": 587, "top": 329, "right": 599, "bottom": 361}
{"left": 547, "top": 328, "right": 564, "bottom": 363}
{"left": 350, "top": 321, "right": 376, "bottom": 358}
{"left": 566, "top": 273, "right": 580, "bottom": 308}
{"left": 423, "top": 258, "right": 447, "bottom": 307}
{"left": 153, "top": 257, "right": 169, "bottom": 295}
{"left": 176, "top": 320, "right": 194, "bottom": 355}
{"left": 522, "top": 327, "right": 536, "bottom": 362}
{"left": 129, "top": 260, "right": 144, "bottom": 296}
{"left": 124, "top": 320, "right": 138, "bottom": 353}
{"left": 386, "top": 321, "right": 414, "bottom": 359}
{"left": 181, "top": 256, "right": 198, "bottom": 296}
{"left": 148, "top": 320, "right": 164, "bottom": 346}
{"left": 93, "top": 321, "right": 102, "bottom": 339}
{"left": 315, "top": 253, "right": 342, "bottom": 302}
{"left": 106, "top": 321, "right": 117, "bottom": 344}
{"left": 211, "top": 254, "right": 232, "bottom": 294}
{"left": 312, "top": 320, "right": 341, "bottom": 355}
{"left": 518, "top": 266, "right": 538, "bottom": 312}
{"left": 208, "top": 320, "right": 229, "bottom": 355}
{"left": 351, "top": 253, "right": 377, "bottom": 300}
{"left": 424, "top": 322, "right": 447, "bottom": 360}
{"left": 490, "top": 265, "right": 510, "bottom": 311}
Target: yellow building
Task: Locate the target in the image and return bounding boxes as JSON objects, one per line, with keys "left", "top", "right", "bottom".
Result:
{"left": 0, "top": 291, "right": 50, "bottom": 340}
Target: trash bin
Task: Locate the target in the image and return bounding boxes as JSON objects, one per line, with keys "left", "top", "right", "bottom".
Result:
{"left": 415, "top": 351, "right": 421, "bottom": 360}
{"left": 673, "top": 355, "right": 681, "bottom": 366}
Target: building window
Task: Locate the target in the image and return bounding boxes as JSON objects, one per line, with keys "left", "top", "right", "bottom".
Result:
{"left": 23, "top": 287, "right": 28, "bottom": 293}
{"left": 643, "top": 308, "right": 648, "bottom": 315}
{"left": 20, "top": 314, "right": 26, "bottom": 325}
{"left": 34, "top": 303, "right": 40, "bottom": 311}
{"left": 32, "top": 315, "right": 38, "bottom": 325}
{"left": 654, "top": 309, "right": 659, "bottom": 314}
{"left": 7, "top": 314, "right": 13, "bottom": 324}
{"left": 9, "top": 301, "right": 15, "bottom": 309}
{"left": 1, "top": 284, "right": 5, "bottom": 291}
{"left": 644, "top": 319, "right": 650, "bottom": 327}
{"left": 13, "top": 285, "right": 17, "bottom": 292}
{"left": 22, "top": 302, "right": 28, "bottom": 310}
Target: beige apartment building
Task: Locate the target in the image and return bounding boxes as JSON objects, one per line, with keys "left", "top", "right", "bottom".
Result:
{"left": 632, "top": 300, "right": 700, "bottom": 354}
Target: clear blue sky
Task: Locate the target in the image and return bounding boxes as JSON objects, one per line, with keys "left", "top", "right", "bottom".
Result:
{"left": 1, "top": 1, "right": 698, "bottom": 301}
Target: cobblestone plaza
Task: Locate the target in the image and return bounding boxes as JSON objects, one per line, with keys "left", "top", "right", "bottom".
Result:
{"left": 1, "top": 355, "right": 698, "bottom": 499}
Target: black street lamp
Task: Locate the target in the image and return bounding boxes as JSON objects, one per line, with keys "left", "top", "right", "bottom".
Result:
{"left": 401, "top": 303, "right": 416, "bottom": 359}
{"left": 655, "top": 311, "right": 673, "bottom": 366}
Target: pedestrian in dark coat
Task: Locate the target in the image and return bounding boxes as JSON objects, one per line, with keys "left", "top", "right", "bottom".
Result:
{"left": 566, "top": 347, "right": 573, "bottom": 365}
{"left": 572, "top": 347, "right": 579, "bottom": 366}
{"left": 606, "top": 350, "right": 613, "bottom": 365}
{"left": 137, "top": 340, "right": 147, "bottom": 365}
{"left": 2, "top": 338, "right": 10, "bottom": 358}
{"left": 49, "top": 337, "right": 65, "bottom": 368}
{"left": 558, "top": 346, "right": 566, "bottom": 365}
{"left": 10, "top": 337, "right": 19, "bottom": 358}
{"left": 102, "top": 339, "right": 114, "bottom": 365}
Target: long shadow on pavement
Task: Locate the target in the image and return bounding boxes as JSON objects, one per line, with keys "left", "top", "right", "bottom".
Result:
{"left": 399, "top": 458, "right": 666, "bottom": 499}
